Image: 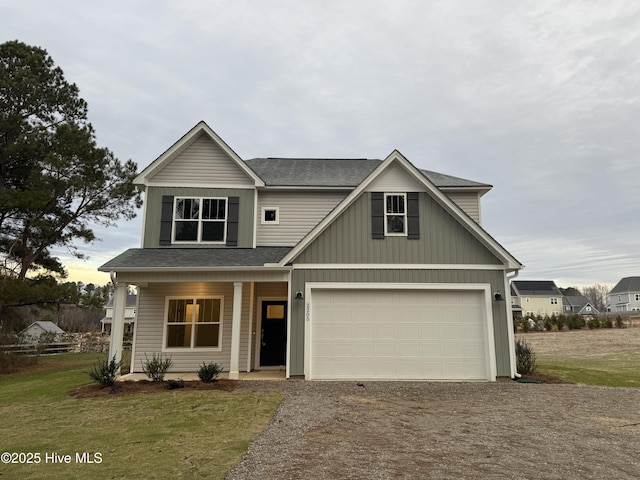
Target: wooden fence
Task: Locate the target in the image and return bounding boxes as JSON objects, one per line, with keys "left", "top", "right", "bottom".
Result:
{"left": 0, "top": 340, "right": 132, "bottom": 356}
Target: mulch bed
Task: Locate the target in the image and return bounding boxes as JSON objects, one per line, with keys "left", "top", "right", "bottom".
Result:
{"left": 68, "top": 379, "right": 239, "bottom": 398}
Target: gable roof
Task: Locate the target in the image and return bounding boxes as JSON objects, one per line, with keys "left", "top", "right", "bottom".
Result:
{"left": 105, "top": 292, "right": 137, "bottom": 308}
{"left": 512, "top": 281, "right": 562, "bottom": 296}
{"left": 22, "top": 321, "right": 65, "bottom": 335}
{"left": 135, "top": 121, "right": 265, "bottom": 188}
{"left": 99, "top": 247, "right": 292, "bottom": 272}
{"left": 278, "top": 149, "right": 522, "bottom": 270}
{"left": 609, "top": 277, "right": 640, "bottom": 294}
{"left": 245, "top": 158, "right": 491, "bottom": 190}
{"left": 562, "top": 295, "right": 599, "bottom": 314}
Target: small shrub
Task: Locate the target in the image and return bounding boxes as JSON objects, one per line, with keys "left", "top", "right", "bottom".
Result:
{"left": 515, "top": 338, "right": 537, "bottom": 375}
{"left": 198, "top": 362, "right": 223, "bottom": 383}
{"left": 616, "top": 315, "right": 624, "bottom": 328}
{"left": 544, "top": 319, "right": 552, "bottom": 331}
{"left": 88, "top": 355, "right": 122, "bottom": 387}
{"left": 602, "top": 318, "right": 613, "bottom": 328}
{"left": 587, "top": 317, "right": 600, "bottom": 329}
{"left": 167, "top": 378, "right": 185, "bottom": 389}
{"left": 142, "top": 353, "right": 173, "bottom": 382}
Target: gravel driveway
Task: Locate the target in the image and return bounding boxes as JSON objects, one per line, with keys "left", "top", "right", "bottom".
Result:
{"left": 227, "top": 380, "right": 640, "bottom": 480}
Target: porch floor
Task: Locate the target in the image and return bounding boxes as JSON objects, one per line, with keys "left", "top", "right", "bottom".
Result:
{"left": 118, "top": 370, "right": 286, "bottom": 382}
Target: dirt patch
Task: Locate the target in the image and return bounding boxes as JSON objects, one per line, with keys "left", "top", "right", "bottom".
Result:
{"left": 69, "top": 379, "right": 239, "bottom": 398}
{"left": 517, "top": 327, "right": 640, "bottom": 358}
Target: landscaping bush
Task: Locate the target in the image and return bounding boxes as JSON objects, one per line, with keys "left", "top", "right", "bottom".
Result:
{"left": 567, "top": 314, "right": 585, "bottom": 330}
{"left": 602, "top": 317, "right": 613, "bottom": 328}
{"left": 142, "top": 353, "right": 173, "bottom": 382}
{"left": 515, "top": 338, "right": 537, "bottom": 375}
{"left": 88, "top": 355, "right": 122, "bottom": 387}
{"left": 587, "top": 317, "right": 601, "bottom": 329}
{"left": 198, "top": 361, "right": 223, "bottom": 383}
{"left": 616, "top": 315, "right": 624, "bottom": 328}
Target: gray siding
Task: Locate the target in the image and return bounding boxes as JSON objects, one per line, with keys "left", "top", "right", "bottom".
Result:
{"left": 293, "top": 192, "right": 502, "bottom": 265}
{"left": 256, "top": 191, "right": 347, "bottom": 246}
{"left": 143, "top": 187, "right": 255, "bottom": 248}
{"left": 288, "top": 269, "right": 511, "bottom": 377}
{"left": 133, "top": 282, "right": 252, "bottom": 373}
{"left": 445, "top": 192, "right": 481, "bottom": 224}
{"left": 150, "top": 133, "right": 254, "bottom": 186}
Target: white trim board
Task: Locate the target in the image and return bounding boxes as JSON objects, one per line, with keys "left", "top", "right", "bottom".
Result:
{"left": 292, "top": 264, "right": 507, "bottom": 270}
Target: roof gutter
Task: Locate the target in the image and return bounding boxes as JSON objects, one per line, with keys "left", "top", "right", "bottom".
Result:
{"left": 98, "top": 265, "right": 293, "bottom": 274}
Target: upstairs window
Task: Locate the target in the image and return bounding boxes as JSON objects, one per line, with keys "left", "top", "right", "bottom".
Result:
{"left": 635, "top": 294, "right": 640, "bottom": 301}
{"left": 550, "top": 298, "right": 558, "bottom": 305}
{"left": 173, "top": 197, "right": 227, "bottom": 243}
{"left": 384, "top": 193, "right": 407, "bottom": 236}
{"left": 261, "top": 207, "right": 279, "bottom": 224}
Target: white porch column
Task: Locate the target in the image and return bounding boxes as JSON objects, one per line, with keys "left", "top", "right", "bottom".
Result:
{"left": 229, "top": 282, "right": 243, "bottom": 379}
{"left": 108, "top": 283, "right": 128, "bottom": 375}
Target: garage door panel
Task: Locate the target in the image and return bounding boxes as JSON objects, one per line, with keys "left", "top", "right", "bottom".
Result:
{"left": 310, "top": 288, "right": 491, "bottom": 380}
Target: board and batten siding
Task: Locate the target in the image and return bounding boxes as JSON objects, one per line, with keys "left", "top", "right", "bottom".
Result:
{"left": 256, "top": 191, "right": 347, "bottom": 246}
{"left": 292, "top": 192, "right": 502, "bottom": 265}
{"left": 142, "top": 187, "right": 255, "bottom": 248}
{"left": 288, "top": 268, "right": 511, "bottom": 377}
{"left": 149, "top": 132, "right": 255, "bottom": 186}
{"left": 132, "top": 282, "right": 252, "bottom": 373}
{"left": 445, "top": 192, "right": 481, "bottom": 224}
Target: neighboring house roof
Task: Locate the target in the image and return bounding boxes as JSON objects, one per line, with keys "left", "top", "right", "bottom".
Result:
{"left": 512, "top": 281, "right": 562, "bottom": 296}
{"left": 609, "top": 277, "right": 640, "bottom": 294}
{"left": 278, "top": 149, "right": 522, "bottom": 270}
{"left": 99, "top": 247, "right": 292, "bottom": 272}
{"left": 21, "top": 321, "right": 65, "bottom": 335}
{"left": 563, "top": 295, "right": 599, "bottom": 314}
{"left": 244, "top": 158, "right": 491, "bottom": 190}
{"left": 105, "top": 293, "right": 137, "bottom": 308}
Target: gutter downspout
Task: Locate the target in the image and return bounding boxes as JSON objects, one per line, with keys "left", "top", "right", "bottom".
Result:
{"left": 505, "top": 269, "right": 521, "bottom": 378}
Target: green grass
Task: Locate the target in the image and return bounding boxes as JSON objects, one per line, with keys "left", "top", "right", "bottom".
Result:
{"left": 0, "top": 353, "right": 283, "bottom": 479}
{"left": 537, "top": 351, "right": 640, "bottom": 388}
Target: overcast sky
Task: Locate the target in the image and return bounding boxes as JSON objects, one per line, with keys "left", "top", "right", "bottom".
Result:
{"left": 3, "top": 1, "right": 639, "bottom": 289}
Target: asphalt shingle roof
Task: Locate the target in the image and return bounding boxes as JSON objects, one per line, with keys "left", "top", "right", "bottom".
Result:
{"left": 512, "top": 281, "right": 562, "bottom": 296}
{"left": 99, "top": 247, "right": 292, "bottom": 271}
{"left": 244, "top": 158, "right": 491, "bottom": 189}
{"left": 609, "top": 277, "right": 640, "bottom": 294}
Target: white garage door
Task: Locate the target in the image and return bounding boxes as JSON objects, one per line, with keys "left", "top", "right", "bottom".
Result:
{"left": 308, "top": 288, "right": 493, "bottom": 380}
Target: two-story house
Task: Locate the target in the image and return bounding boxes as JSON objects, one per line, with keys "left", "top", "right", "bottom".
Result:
{"left": 510, "top": 281, "right": 563, "bottom": 318}
{"left": 100, "top": 121, "right": 523, "bottom": 381}
{"left": 100, "top": 292, "right": 137, "bottom": 334}
{"left": 607, "top": 277, "right": 640, "bottom": 312}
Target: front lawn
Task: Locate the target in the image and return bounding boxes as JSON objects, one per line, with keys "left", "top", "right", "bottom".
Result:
{"left": 518, "top": 329, "right": 640, "bottom": 388}
{"left": 0, "top": 354, "right": 283, "bottom": 479}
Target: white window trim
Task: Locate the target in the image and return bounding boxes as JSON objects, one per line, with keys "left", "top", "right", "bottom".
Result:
{"left": 384, "top": 192, "right": 407, "bottom": 237}
{"left": 162, "top": 296, "right": 224, "bottom": 352}
{"left": 172, "top": 197, "right": 228, "bottom": 244}
{"left": 550, "top": 298, "right": 558, "bottom": 305}
{"left": 261, "top": 206, "right": 280, "bottom": 225}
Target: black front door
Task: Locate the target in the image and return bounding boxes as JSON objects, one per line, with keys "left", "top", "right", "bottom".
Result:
{"left": 260, "top": 301, "right": 287, "bottom": 366}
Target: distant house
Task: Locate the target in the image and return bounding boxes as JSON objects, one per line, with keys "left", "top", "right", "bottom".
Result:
{"left": 100, "top": 293, "right": 137, "bottom": 334}
{"left": 563, "top": 296, "right": 599, "bottom": 315}
{"left": 607, "top": 277, "right": 640, "bottom": 312}
{"left": 511, "top": 281, "right": 563, "bottom": 318}
{"left": 20, "top": 321, "right": 65, "bottom": 344}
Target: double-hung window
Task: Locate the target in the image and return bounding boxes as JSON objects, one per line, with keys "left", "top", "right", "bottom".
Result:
{"left": 384, "top": 193, "right": 407, "bottom": 236}
{"left": 165, "top": 297, "right": 223, "bottom": 349}
{"left": 173, "top": 197, "right": 227, "bottom": 243}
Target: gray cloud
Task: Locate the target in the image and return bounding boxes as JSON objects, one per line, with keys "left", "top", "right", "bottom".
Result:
{"left": 4, "top": 0, "right": 639, "bottom": 288}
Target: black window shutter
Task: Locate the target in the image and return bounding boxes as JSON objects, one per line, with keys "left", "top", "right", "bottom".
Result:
{"left": 407, "top": 192, "right": 420, "bottom": 239}
{"left": 159, "top": 195, "right": 174, "bottom": 245}
{"left": 226, "top": 197, "right": 239, "bottom": 246}
{"left": 371, "top": 192, "right": 384, "bottom": 239}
